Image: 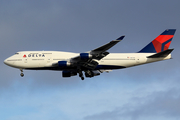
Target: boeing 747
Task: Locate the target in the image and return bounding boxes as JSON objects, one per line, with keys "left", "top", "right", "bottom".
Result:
{"left": 4, "top": 29, "right": 176, "bottom": 80}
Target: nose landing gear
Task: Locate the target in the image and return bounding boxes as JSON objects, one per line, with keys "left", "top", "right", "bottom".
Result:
{"left": 20, "top": 69, "right": 24, "bottom": 77}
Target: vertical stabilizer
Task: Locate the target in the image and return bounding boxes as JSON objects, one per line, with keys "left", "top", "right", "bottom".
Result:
{"left": 139, "top": 29, "right": 176, "bottom": 53}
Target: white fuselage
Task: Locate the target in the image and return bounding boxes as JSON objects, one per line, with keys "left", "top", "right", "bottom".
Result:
{"left": 4, "top": 51, "right": 171, "bottom": 70}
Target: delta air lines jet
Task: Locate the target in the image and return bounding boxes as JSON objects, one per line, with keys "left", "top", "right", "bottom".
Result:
{"left": 4, "top": 29, "right": 176, "bottom": 80}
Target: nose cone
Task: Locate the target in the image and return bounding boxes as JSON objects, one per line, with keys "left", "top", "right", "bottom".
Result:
{"left": 4, "top": 59, "right": 8, "bottom": 65}
{"left": 4, "top": 58, "right": 13, "bottom": 67}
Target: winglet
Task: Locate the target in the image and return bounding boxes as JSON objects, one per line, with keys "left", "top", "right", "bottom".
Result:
{"left": 116, "top": 35, "right": 125, "bottom": 40}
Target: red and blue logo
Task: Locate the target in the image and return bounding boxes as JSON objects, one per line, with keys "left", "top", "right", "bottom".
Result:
{"left": 139, "top": 29, "right": 176, "bottom": 53}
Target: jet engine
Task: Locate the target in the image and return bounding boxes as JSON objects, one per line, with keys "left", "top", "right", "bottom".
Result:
{"left": 58, "top": 61, "right": 71, "bottom": 68}
{"left": 62, "top": 71, "right": 77, "bottom": 77}
{"left": 80, "top": 53, "right": 92, "bottom": 60}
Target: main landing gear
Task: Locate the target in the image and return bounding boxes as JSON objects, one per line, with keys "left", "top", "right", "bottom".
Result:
{"left": 79, "top": 71, "right": 84, "bottom": 80}
{"left": 77, "top": 67, "right": 84, "bottom": 80}
{"left": 20, "top": 69, "right": 24, "bottom": 77}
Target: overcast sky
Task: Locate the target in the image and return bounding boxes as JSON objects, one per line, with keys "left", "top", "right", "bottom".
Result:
{"left": 1, "top": 0, "right": 180, "bottom": 120}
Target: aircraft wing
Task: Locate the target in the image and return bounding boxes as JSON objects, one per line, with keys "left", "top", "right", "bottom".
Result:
{"left": 53, "top": 36, "right": 125, "bottom": 68}
{"left": 53, "top": 36, "right": 125, "bottom": 80}
{"left": 90, "top": 36, "right": 125, "bottom": 55}
{"left": 71, "top": 35, "right": 125, "bottom": 61}
{"left": 67, "top": 36, "right": 125, "bottom": 70}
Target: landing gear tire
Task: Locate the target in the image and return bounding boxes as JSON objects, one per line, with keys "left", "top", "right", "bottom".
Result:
{"left": 81, "top": 77, "right": 84, "bottom": 80}
{"left": 20, "top": 69, "right": 24, "bottom": 77}
{"left": 20, "top": 73, "right": 24, "bottom": 77}
{"left": 79, "top": 73, "right": 84, "bottom": 80}
{"left": 77, "top": 66, "right": 85, "bottom": 80}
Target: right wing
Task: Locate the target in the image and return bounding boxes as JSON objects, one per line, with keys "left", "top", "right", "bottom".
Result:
{"left": 69, "top": 36, "right": 125, "bottom": 70}
{"left": 53, "top": 36, "right": 125, "bottom": 70}
{"left": 52, "top": 36, "right": 125, "bottom": 80}
{"left": 72, "top": 35, "right": 125, "bottom": 61}
{"left": 90, "top": 36, "right": 125, "bottom": 56}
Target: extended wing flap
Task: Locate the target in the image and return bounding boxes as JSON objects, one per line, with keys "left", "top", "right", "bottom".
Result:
{"left": 80, "top": 60, "right": 98, "bottom": 70}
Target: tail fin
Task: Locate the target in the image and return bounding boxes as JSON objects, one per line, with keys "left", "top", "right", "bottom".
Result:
{"left": 139, "top": 29, "right": 176, "bottom": 53}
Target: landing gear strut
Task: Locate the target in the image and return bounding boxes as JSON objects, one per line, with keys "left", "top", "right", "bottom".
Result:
{"left": 20, "top": 69, "right": 24, "bottom": 77}
{"left": 77, "top": 67, "right": 84, "bottom": 80}
{"left": 79, "top": 71, "right": 84, "bottom": 80}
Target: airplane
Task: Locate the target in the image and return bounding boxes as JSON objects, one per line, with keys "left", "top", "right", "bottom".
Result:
{"left": 4, "top": 29, "right": 176, "bottom": 80}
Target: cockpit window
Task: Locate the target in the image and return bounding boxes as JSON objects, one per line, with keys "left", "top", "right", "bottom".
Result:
{"left": 15, "top": 53, "right": 19, "bottom": 55}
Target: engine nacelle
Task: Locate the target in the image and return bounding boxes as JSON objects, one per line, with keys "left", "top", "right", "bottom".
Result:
{"left": 80, "top": 53, "right": 92, "bottom": 60}
{"left": 58, "top": 61, "right": 71, "bottom": 68}
{"left": 62, "top": 71, "right": 77, "bottom": 77}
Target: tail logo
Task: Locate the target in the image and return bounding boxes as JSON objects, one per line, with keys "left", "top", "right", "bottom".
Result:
{"left": 139, "top": 29, "right": 176, "bottom": 53}
{"left": 152, "top": 35, "right": 173, "bottom": 53}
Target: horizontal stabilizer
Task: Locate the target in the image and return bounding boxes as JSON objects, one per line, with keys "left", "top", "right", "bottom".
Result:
{"left": 147, "top": 49, "right": 174, "bottom": 58}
